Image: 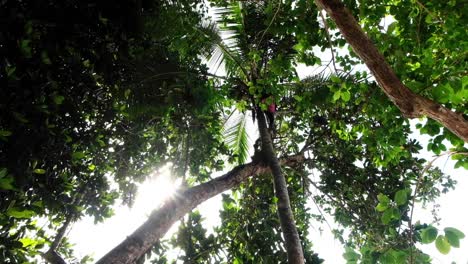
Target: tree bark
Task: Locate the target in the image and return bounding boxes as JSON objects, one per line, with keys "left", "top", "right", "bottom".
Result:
{"left": 96, "top": 154, "right": 304, "bottom": 264}
{"left": 315, "top": 0, "right": 468, "bottom": 142}
{"left": 256, "top": 107, "right": 305, "bottom": 264}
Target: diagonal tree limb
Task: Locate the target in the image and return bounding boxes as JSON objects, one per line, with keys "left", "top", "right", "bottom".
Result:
{"left": 42, "top": 214, "right": 73, "bottom": 264}
{"left": 315, "top": 0, "right": 468, "bottom": 142}
{"left": 96, "top": 154, "right": 305, "bottom": 264}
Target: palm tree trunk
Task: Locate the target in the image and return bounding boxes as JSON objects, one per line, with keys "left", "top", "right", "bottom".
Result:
{"left": 256, "top": 107, "right": 305, "bottom": 264}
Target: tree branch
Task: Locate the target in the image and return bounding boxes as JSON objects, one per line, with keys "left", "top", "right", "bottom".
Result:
{"left": 96, "top": 154, "right": 305, "bottom": 264}
{"left": 315, "top": 0, "right": 468, "bottom": 142}
{"left": 42, "top": 214, "right": 73, "bottom": 264}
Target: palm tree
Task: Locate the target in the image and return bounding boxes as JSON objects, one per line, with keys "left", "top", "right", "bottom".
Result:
{"left": 200, "top": 1, "right": 319, "bottom": 262}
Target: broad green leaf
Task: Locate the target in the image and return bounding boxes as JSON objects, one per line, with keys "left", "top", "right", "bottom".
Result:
{"left": 331, "top": 75, "right": 341, "bottom": 83}
{"left": 333, "top": 91, "right": 341, "bottom": 101}
{"left": 0, "top": 130, "right": 12, "bottom": 137}
{"left": 343, "top": 247, "right": 360, "bottom": 262}
{"left": 394, "top": 189, "right": 408, "bottom": 205}
{"left": 379, "top": 252, "right": 396, "bottom": 264}
{"left": 381, "top": 209, "right": 393, "bottom": 224}
{"left": 7, "top": 208, "right": 36, "bottom": 219}
{"left": 435, "top": 235, "right": 451, "bottom": 254}
{"left": 444, "top": 227, "right": 465, "bottom": 239}
{"left": 377, "top": 193, "right": 390, "bottom": 204}
{"left": 445, "top": 230, "right": 460, "bottom": 248}
{"left": 72, "top": 152, "right": 86, "bottom": 160}
{"left": 33, "top": 169, "right": 46, "bottom": 174}
{"left": 341, "top": 90, "right": 351, "bottom": 102}
{"left": 41, "top": 51, "right": 52, "bottom": 65}
{"left": 390, "top": 208, "right": 401, "bottom": 220}
{"left": 421, "top": 226, "right": 438, "bottom": 244}
{"left": 391, "top": 250, "right": 408, "bottom": 263}
{"left": 20, "top": 39, "right": 32, "bottom": 58}
{"left": 19, "top": 237, "right": 37, "bottom": 248}
{"left": 13, "top": 112, "right": 29, "bottom": 123}
{"left": 53, "top": 95, "right": 65, "bottom": 105}
{"left": 293, "top": 95, "right": 302, "bottom": 102}
{"left": 6, "top": 66, "right": 16, "bottom": 77}
{"left": 272, "top": 196, "right": 278, "bottom": 204}
{"left": 0, "top": 175, "right": 15, "bottom": 190}
{"left": 376, "top": 203, "right": 388, "bottom": 212}
{"left": 0, "top": 168, "right": 7, "bottom": 178}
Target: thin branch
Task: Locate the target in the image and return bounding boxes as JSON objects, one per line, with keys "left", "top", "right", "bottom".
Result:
{"left": 257, "top": 0, "right": 282, "bottom": 47}
{"left": 318, "top": 10, "right": 338, "bottom": 72}
{"left": 414, "top": 0, "right": 444, "bottom": 25}
{"left": 408, "top": 151, "right": 468, "bottom": 263}
{"left": 42, "top": 214, "right": 74, "bottom": 264}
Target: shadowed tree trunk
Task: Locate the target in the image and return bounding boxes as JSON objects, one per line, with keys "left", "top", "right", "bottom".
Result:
{"left": 315, "top": 0, "right": 468, "bottom": 142}
{"left": 96, "top": 154, "right": 305, "bottom": 264}
{"left": 255, "top": 107, "right": 305, "bottom": 264}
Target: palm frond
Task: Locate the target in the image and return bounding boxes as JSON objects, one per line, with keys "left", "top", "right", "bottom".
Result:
{"left": 195, "top": 2, "right": 252, "bottom": 79}
{"left": 222, "top": 110, "right": 251, "bottom": 165}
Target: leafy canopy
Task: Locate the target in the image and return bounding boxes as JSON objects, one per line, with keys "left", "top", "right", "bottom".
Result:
{"left": 0, "top": 0, "right": 466, "bottom": 263}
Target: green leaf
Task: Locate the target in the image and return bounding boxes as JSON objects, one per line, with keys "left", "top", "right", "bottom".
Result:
{"left": 41, "top": 51, "right": 52, "bottom": 65}
{"left": 0, "top": 130, "right": 12, "bottom": 137}
{"left": 293, "top": 95, "right": 303, "bottom": 102}
{"left": 33, "top": 169, "right": 46, "bottom": 174}
{"left": 19, "top": 237, "right": 38, "bottom": 248}
{"left": 72, "top": 152, "right": 86, "bottom": 160}
{"left": 444, "top": 227, "right": 465, "bottom": 239}
{"left": 445, "top": 230, "right": 460, "bottom": 248}
{"left": 377, "top": 193, "right": 390, "bottom": 204}
{"left": 332, "top": 91, "right": 341, "bottom": 101}
{"left": 13, "top": 112, "right": 29, "bottom": 123}
{"left": 331, "top": 75, "right": 341, "bottom": 83}
{"left": 376, "top": 203, "right": 388, "bottom": 212}
{"left": 394, "top": 189, "right": 408, "bottom": 205}
{"left": 272, "top": 196, "right": 278, "bottom": 204}
{"left": 6, "top": 66, "right": 16, "bottom": 77}
{"left": 379, "top": 252, "right": 396, "bottom": 264}
{"left": 421, "top": 226, "right": 438, "bottom": 244}
{"left": 343, "top": 247, "right": 360, "bottom": 262}
{"left": 6, "top": 208, "right": 36, "bottom": 219}
{"left": 0, "top": 168, "right": 7, "bottom": 178}
{"left": 20, "top": 39, "right": 32, "bottom": 58}
{"left": 435, "top": 235, "right": 451, "bottom": 254}
{"left": 381, "top": 209, "right": 393, "bottom": 224}
{"left": 0, "top": 174, "right": 15, "bottom": 191}
{"left": 390, "top": 207, "right": 401, "bottom": 220}
{"left": 53, "top": 95, "right": 65, "bottom": 105}
{"left": 341, "top": 90, "right": 351, "bottom": 102}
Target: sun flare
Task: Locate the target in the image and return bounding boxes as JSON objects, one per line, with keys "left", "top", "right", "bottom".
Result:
{"left": 135, "top": 166, "right": 180, "bottom": 214}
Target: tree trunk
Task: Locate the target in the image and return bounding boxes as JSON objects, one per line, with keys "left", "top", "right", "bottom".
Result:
{"left": 256, "top": 107, "right": 305, "bottom": 264}
{"left": 315, "top": 0, "right": 468, "bottom": 142}
{"left": 96, "top": 154, "right": 304, "bottom": 264}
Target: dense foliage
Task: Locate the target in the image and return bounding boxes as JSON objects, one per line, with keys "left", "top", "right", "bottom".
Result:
{"left": 0, "top": 0, "right": 466, "bottom": 263}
